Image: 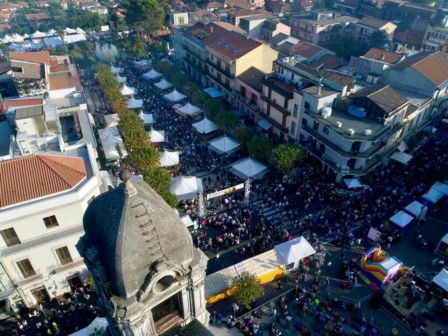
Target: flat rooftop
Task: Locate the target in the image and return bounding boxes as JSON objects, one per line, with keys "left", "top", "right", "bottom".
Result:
{"left": 306, "top": 107, "right": 389, "bottom": 140}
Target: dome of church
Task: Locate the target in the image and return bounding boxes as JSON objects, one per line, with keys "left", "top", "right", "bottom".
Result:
{"left": 82, "top": 179, "right": 195, "bottom": 299}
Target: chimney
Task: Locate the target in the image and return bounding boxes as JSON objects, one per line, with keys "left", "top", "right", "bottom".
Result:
{"left": 317, "top": 77, "right": 323, "bottom": 96}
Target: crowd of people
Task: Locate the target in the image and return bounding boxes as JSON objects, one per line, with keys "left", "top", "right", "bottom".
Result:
{"left": 105, "top": 57, "right": 448, "bottom": 275}
{"left": 13, "top": 285, "right": 99, "bottom": 336}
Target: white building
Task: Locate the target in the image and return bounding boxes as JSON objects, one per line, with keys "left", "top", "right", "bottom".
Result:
{"left": 0, "top": 144, "right": 104, "bottom": 311}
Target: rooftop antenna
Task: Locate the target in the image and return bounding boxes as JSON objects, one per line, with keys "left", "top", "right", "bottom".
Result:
{"left": 317, "top": 77, "right": 323, "bottom": 96}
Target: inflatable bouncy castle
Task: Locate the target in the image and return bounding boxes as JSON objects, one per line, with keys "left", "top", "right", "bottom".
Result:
{"left": 355, "top": 246, "right": 402, "bottom": 289}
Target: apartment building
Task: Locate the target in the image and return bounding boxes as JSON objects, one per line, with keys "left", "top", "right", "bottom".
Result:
{"left": 236, "top": 67, "right": 265, "bottom": 122}
{"left": 349, "top": 17, "right": 397, "bottom": 44}
{"left": 290, "top": 12, "right": 357, "bottom": 44}
{"left": 349, "top": 48, "right": 405, "bottom": 81}
{"left": 0, "top": 144, "right": 104, "bottom": 311}
{"left": 423, "top": 10, "right": 448, "bottom": 51}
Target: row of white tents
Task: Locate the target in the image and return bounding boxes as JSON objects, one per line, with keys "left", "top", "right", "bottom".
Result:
{"left": 1, "top": 27, "right": 86, "bottom": 43}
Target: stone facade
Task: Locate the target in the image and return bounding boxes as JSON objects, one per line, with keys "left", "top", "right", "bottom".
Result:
{"left": 77, "top": 178, "right": 209, "bottom": 335}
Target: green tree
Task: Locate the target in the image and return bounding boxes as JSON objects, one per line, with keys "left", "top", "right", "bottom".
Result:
{"left": 160, "top": 191, "right": 178, "bottom": 208}
{"left": 234, "top": 127, "right": 256, "bottom": 146}
{"left": 215, "top": 110, "right": 239, "bottom": 132}
{"left": 119, "top": 110, "right": 150, "bottom": 152}
{"left": 144, "top": 167, "right": 171, "bottom": 194}
{"left": 325, "top": 37, "right": 367, "bottom": 60}
{"left": 247, "top": 136, "right": 272, "bottom": 162}
{"left": 125, "top": 0, "right": 165, "bottom": 36}
{"left": 131, "top": 146, "right": 160, "bottom": 173}
{"left": 232, "top": 272, "right": 264, "bottom": 310}
{"left": 272, "top": 143, "right": 305, "bottom": 174}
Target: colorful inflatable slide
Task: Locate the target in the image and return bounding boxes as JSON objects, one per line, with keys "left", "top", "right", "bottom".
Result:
{"left": 355, "top": 246, "right": 402, "bottom": 289}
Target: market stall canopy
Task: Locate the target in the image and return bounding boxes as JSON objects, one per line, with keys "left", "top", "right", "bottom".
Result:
{"left": 389, "top": 210, "right": 413, "bottom": 228}
{"left": 134, "top": 59, "right": 151, "bottom": 68}
{"left": 70, "top": 317, "right": 108, "bottom": 336}
{"left": 257, "top": 118, "right": 272, "bottom": 131}
{"left": 343, "top": 178, "right": 365, "bottom": 189}
{"left": 64, "top": 27, "right": 77, "bottom": 35}
{"left": 178, "top": 102, "right": 202, "bottom": 116}
{"left": 208, "top": 135, "right": 241, "bottom": 155}
{"left": 154, "top": 78, "right": 173, "bottom": 90}
{"left": 127, "top": 98, "right": 143, "bottom": 109}
{"left": 181, "top": 215, "right": 194, "bottom": 228}
{"left": 63, "top": 34, "right": 86, "bottom": 44}
{"left": 432, "top": 269, "right": 448, "bottom": 293}
{"left": 163, "top": 89, "right": 187, "bottom": 103}
{"left": 98, "top": 126, "right": 127, "bottom": 161}
{"left": 390, "top": 151, "right": 413, "bottom": 165}
{"left": 404, "top": 201, "right": 427, "bottom": 219}
{"left": 120, "top": 84, "right": 136, "bottom": 96}
{"left": 111, "top": 66, "right": 123, "bottom": 75}
{"left": 44, "top": 36, "right": 63, "bottom": 47}
{"left": 159, "top": 150, "right": 179, "bottom": 167}
{"left": 422, "top": 188, "right": 444, "bottom": 204}
{"left": 431, "top": 181, "right": 448, "bottom": 196}
{"left": 192, "top": 117, "right": 218, "bottom": 134}
{"left": 139, "top": 112, "right": 154, "bottom": 125}
{"left": 230, "top": 157, "right": 268, "bottom": 180}
{"left": 116, "top": 75, "right": 127, "bottom": 84}
{"left": 274, "top": 236, "right": 316, "bottom": 265}
{"left": 31, "top": 31, "right": 46, "bottom": 39}
{"left": 143, "top": 69, "right": 162, "bottom": 80}
{"left": 170, "top": 176, "right": 203, "bottom": 201}
{"left": 204, "top": 87, "right": 223, "bottom": 98}
{"left": 147, "top": 129, "right": 165, "bottom": 143}
{"left": 105, "top": 114, "right": 119, "bottom": 127}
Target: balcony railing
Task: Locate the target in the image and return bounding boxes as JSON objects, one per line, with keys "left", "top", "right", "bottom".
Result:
{"left": 206, "top": 59, "right": 234, "bottom": 79}
{"left": 261, "top": 96, "right": 292, "bottom": 116}
{"left": 14, "top": 270, "right": 44, "bottom": 287}
{"left": 48, "top": 259, "right": 85, "bottom": 274}
{"left": 238, "top": 96, "right": 260, "bottom": 112}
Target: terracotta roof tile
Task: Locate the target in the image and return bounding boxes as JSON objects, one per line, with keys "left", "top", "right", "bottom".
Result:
{"left": 308, "top": 54, "right": 342, "bottom": 70}
{"left": 289, "top": 41, "right": 325, "bottom": 58}
{"left": 26, "top": 12, "right": 50, "bottom": 21}
{"left": 0, "top": 98, "right": 43, "bottom": 113}
{"left": 50, "top": 64, "right": 69, "bottom": 73}
{"left": 9, "top": 51, "right": 51, "bottom": 65}
{"left": 363, "top": 48, "right": 403, "bottom": 64}
{"left": 0, "top": 154, "right": 87, "bottom": 208}
{"left": 410, "top": 51, "right": 448, "bottom": 85}
{"left": 49, "top": 75, "right": 82, "bottom": 91}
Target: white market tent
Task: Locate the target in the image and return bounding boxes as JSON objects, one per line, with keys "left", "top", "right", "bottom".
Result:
{"left": 390, "top": 151, "right": 413, "bottom": 165}
{"left": 127, "top": 98, "right": 143, "bottom": 109}
{"left": 178, "top": 102, "right": 201, "bottom": 116}
{"left": 389, "top": 210, "right": 414, "bottom": 229}
{"left": 170, "top": 176, "right": 204, "bottom": 201}
{"left": 274, "top": 236, "right": 316, "bottom": 267}
{"left": 105, "top": 114, "right": 119, "bottom": 127}
{"left": 111, "top": 66, "right": 123, "bottom": 75}
{"left": 70, "top": 317, "right": 108, "bottom": 336}
{"left": 76, "top": 27, "right": 85, "bottom": 34}
{"left": 120, "top": 85, "right": 136, "bottom": 96}
{"left": 181, "top": 215, "right": 195, "bottom": 228}
{"left": 139, "top": 112, "right": 154, "bottom": 125}
{"left": 422, "top": 188, "right": 445, "bottom": 204}
{"left": 116, "top": 75, "right": 127, "bottom": 84}
{"left": 159, "top": 150, "right": 180, "bottom": 167}
{"left": 192, "top": 117, "right": 218, "bottom": 134}
{"left": 64, "top": 27, "right": 78, "bottom": 35}
{"left": 404, "top": 201, "right": 427, "bottom": 219}
{"left": 98, "top": 126, "right": 128, "bottom": 162}
{"left": 44, "top": 36, "right": 63, "bottom": 47}
{"left": 143, "top": 69, "right": 162, "bottom": 80}
{"left": 432, "top": 269, "right": 448, "bottom": 293}
{"left": 163, "top": 89, "right": 186, "bottom": 103}
{"left": 31, "top": 31, "right": 46, "bottom": 39}
{"left": 134, "top": 59, "right": 151, "bottom": 68}
{"left": 154, "top": 78, "right": 173, "bottom": 90}
{"left": 148, "top": 129, "right": 165, "bottom": 143}
{"left": 230, "top": 157, "right": 268, "bottom": 180}
{"left": 63, "top": 34, "right": 86, "bottom": 44}
{"left": 432, "top": 181, "right": 448, "bottom": 196}
{"left": 208, "top": 135, "right": 241, "bottom": 155}
{"left": 343, "top": 178, "right": 364, "bottom": 189}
